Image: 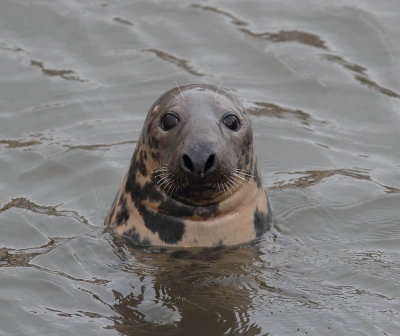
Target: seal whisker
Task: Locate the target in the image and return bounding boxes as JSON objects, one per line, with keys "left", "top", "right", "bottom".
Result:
{"left": 235, "top": 172, "right": 252, "bottom": 177}
{"left": 231, "top": 175, "right": 245, "bottom": 185}
{"left": 166, "top": 181, "right": 175, "bottom": 195}
{"left": 221, "top": 182, "right": 227, "bottom": 194}
{"left": 223, "top": 174, "right": 238, "bottom": 187}
{"left": 163, "top": 182, "right": 173, "bottom": 194}
{"left": 155, "top": 174, "right": 172, "bottom": 183}
{"left": 175, "top": 80, "right": 186, "bottom": 101}
{"left": 153, "top": 167, "right": 169, "bottom": 175}
{"left": 235, "top": 171, "right": 253, "bottom": 178}
{"left": 235, "top": 169, "right": 253, "bottom": 177}
{"left": 233, "top": 173, "right": 253, "bottom": 184}
{"left": 170, "top": 92, "right": 183, "bottom": 104}
{"left": 153, "top": 170, "right": 168, "bottom": 176}
{"left": 220, "top": 87, "right": 239, "bottom": 102}
{"left": 153, "top": 171, "right": 169, "bottom": 178}
{"left": 213, "top": 80, "right": 223, "bottom": 101}
{"left": 226, "top": 178, "right": 240, "bottom": 190}
{"left": 235, "top": 168, "right": 253, "bottom": 177}
{"left": 232, "top": 173, "right": 249, "bottom": 182}
{"left": 153, "top": 166, "right": 168, "bottom": 172}
{"left": 159, "top": 177, "right": 173, "bottom": 189}
{"left": 224, "top": 182, "right": 232, "bottom": 194}
{"left": 218, "top": 89, "right": 235, "bottom": 104}
{"left": 153, "top": 173, "right": 171, "bottom": 180}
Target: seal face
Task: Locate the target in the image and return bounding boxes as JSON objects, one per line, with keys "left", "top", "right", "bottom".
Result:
{"left": 105, "top": 84, "right": 273, "bottom": 247}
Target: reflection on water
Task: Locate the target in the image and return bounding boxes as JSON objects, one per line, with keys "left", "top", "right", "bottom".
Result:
{"left": 1, "top": 0, "right": 400, "bottom": 335}
{"left": 108, "top": 241, "right": 266, "bottom": 335}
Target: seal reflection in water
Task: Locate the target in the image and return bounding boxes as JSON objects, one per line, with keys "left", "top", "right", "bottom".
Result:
{"left": 105, "top": 84, "right": 273, "bottom": 247}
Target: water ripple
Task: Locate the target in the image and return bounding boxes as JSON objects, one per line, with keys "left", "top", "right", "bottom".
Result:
{"left": 241, "top": 28, "right": 328, "bottom": 50}
{"left": 323, "top": 54, "right": 400, "bottom": 98}
{"left": 0, "top": 139, "right": 41, "bottom": 148}
{"left": 248, "top": 102, "right": 326, "bottom": 126}
{"left": 0, "top": 197, "right": 95, "bottom": 228}
{"left": 270, "top": 169, "right": 400, "bottom": 194}
{"left": 190, "top": 4, "right": 248, "bottom": 26}
{"left": 63, "top": 139, "right": 137, "bottom": 152}
{"left": 113, "top": 17, "right": 134, "bottom": 26}
{"left": 30, "top": 60, "right": 87, "bottom": 82}
{"left": 142, "top": 49, "right": 205, "bottom": 77}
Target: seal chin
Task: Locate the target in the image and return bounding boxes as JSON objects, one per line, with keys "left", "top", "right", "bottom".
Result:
{"left": 172, "top": 186, "right": 230, "bottom": 206}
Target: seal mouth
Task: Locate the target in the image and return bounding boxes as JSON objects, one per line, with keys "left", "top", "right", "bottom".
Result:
{"left": 152, "top": 164, "right": 253, "bottom": 204}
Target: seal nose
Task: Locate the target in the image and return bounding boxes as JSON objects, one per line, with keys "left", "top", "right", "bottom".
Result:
{"left": 180, "top": 152, "right": 217, "bottom": 177}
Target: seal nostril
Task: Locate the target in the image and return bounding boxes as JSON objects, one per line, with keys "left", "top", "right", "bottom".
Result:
{"left": 183, "top": 154, "right": 194, "bottom": 172}
{"left": 204, "top": 154, "right": 215, "bottom": 174}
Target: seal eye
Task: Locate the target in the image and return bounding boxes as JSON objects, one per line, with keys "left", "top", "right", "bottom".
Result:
{"left": 223, "top": 114, "right": 240, "bottom": 131}
{"left": 161, "top": 112, "right": 179, "bottom": 131}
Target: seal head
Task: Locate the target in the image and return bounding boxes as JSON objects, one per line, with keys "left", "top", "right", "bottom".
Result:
{"left": 105, "top": 84, "right": 273, "bottom": 247}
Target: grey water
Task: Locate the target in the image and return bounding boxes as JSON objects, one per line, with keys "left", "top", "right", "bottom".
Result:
{"left": 1, "top": 0, "right": 399, "bottom": 335}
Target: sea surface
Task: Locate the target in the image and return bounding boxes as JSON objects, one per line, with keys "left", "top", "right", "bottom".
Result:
{"left": 1, "top": 0, "right": 399, "bottom": 335}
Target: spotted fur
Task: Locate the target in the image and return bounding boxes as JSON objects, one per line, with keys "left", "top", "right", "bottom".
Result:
{"left": 105, "top": 84, "right": 273, "bottom": 247}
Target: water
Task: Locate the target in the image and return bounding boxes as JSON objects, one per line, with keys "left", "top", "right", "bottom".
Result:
{"left": 1, "top": 0, "right": 399, "bottom": 335}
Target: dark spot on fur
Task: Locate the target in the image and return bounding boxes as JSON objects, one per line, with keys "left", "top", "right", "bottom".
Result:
{"left": 125, "top": 176, "right": 163, "bottom": 203}
{"left": 115, "top": 195, "right": 130, "bottom": 226}
{"left": 151, "top": 151, "right": 161, "bottom": 161}
{"left": 140, "top": 130, "right": 146, "bottom": 145}
{"left": 143, "top": 150, "right": 147, "bottom": 160}
{"left": 142, "top": 182, "right": 164, "bottom": 203}
{"left": 141, "top": 209, "right": 185, "bottom": 244}
{"left": 125, "top": 173, "right": 185, "bottom": 244}
{"left": 136, "top": 150, "right": 147, "bottom": 176}
{"left": 195, "top": 203, "right": 219, "bottom": 219}
{"left": 123, "top": 227, "right": 150, "bottom": 246}
{"left": 253, "top": 206, "right": 272, "bottom": 237}
{"left": 242, "top": 129, "right": 252, "bottom": 151}
{"left": 123, "top": 169, "right": 221, "bottom": 244}
{"left": 245, "top": 152, "right": 250, "bottom": 166}
{"left": 150, "top": 137, "right": 159, "bottom": 149}
{"left": 158, "top": 198, "right": 194, "bottom": 217}
{"left": 157, "top": 198, "right": 219, "bottom": 220}
{"left": 253, "top": 161, "right": 262, "bottom": 189}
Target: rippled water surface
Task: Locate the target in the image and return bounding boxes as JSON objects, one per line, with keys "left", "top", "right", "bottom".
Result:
{"left": 1, "top": 0, "right": 400, "bottom": 335}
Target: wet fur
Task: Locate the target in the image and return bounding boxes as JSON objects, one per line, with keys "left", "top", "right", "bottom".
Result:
{"left": 105, "top": 84, "right": 273, "bottom": 247}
